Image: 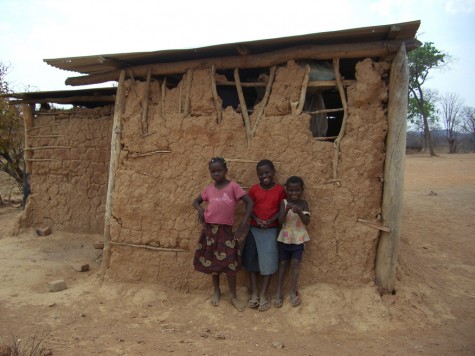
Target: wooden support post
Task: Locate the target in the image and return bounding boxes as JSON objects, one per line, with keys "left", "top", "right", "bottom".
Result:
{"left": 184, "top": 69, "right": 193, "bottom": 117}
{"left": 252, "top": 66, "right": 276, "bottom": 135}
{"left": 210, "top": 65, "right": 223, "bottom": 124}
{"left": 141, "top": 68, "right": 151, "bottom": 135}
{"left": 296, "top": 64, "right": 311, "bottom": 116}
{"left": 161, "top": 77, "right": 166, "bottom": 116}
{"left": 233, "top": 68, "right": 252, "bottom": 147}
{"left": 21, "top": 104, "right": 34, "bottom": 176}
{"left": 375, "top": 44, "right": 409, "bottom": 293}
{"left": 100, "top": 69, "right": 126, "bottom": 279}
{"left": 332, "top": 58, "right": 349, "bottom": 180}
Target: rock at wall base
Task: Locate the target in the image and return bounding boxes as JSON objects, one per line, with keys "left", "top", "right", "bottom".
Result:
{"left": 36, "top": 226, "right": 52, "bottom": 236}
{"left": 48, "top": 279, "right": 66, "bottom": 292}
{"left": 74, "top": 264, "right": 89, "bottom": 272}
{"left": 94, "top": 241, "right": 104, "bottom": 249}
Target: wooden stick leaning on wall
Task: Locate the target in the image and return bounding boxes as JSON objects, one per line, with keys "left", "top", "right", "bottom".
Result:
{"left": 128, "top": 69, "right": 139, "bottom": 98}
{"left": 183, "top": 69, "right": 193, "bottom": 117}
{"left": 178, "top": 81, "right": 182, "bottom": 114}
{"left": 161, "top": 77, "right": 167, "bottom": 116}
{"left": 141, "top": 68, "right": 152, "bottom": 135}
{"left": 252, "top": 66, "right": 276, "bottom": 135}
{"left": 375, "top": 44, "right": 408, "bottom": 293}
{"left": 296, "top": 64, "right": 311, "bottom": 116}
{"left": 210, "top": 65, "right": 223, "bottom": 124}
{"left": 65, "top": 39, "right": 421, "bottom": 86}
{"left": 21, "top": 104, "right": 35, "bottom": 176}
{"left": 332, "top": 58, "right": 349, "bottom": 180}
{"left": 233, "top": 68, "right": 252, "bottom": 147}
{"left": 100, "top": 69, "right": 126, "bottom": 279}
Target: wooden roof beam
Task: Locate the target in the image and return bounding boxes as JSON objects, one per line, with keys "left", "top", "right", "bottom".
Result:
{"left": 65, "top": 39, "right": 421, "bottom": 86}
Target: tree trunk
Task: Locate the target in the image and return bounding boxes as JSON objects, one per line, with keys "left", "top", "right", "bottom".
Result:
{"left": 448, "top": 138, "right": 456, "bottom": 153}
{"left": 422, "top": 114, "right": 436, "bottom": 156}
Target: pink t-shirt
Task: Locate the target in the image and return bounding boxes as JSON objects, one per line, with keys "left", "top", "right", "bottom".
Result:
{"left": 201, "top": 181, "right": 246, "bottom": 226}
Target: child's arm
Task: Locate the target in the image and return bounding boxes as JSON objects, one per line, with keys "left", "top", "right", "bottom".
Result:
{"left": 277, "top": 200, "right": 291, "bottom": 225}
{"left": 192, "top": 195, "right": 205, "bottom": 224}
{"left": 235, "top": 194, "right": 254, "bottom": 239}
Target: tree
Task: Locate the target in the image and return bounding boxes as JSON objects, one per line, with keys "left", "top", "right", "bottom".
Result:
{"left": 461, "top": 106, "right": 475, "bottom": 139}
{"left": 439, "top": 92, "right": 464, "bottom": 153}
{"left": 0, "top": 63, "right": 24, "bottom": 196}
{"left": 408, "top": 88, "right": 439, "bottom": 149}
{"left": 408, "top": 42, "right": 449, "bottom": 156}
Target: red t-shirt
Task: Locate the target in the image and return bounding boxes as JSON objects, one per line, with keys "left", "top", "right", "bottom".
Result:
{"left": 249, "top": 183, "right": 286, "bottom": 227}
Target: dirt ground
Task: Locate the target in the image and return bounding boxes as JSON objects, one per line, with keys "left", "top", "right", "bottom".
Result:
{"left": 0, "top": 153, "right": 474, "bottom": 355}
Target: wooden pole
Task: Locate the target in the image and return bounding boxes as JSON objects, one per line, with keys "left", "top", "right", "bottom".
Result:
{"left": 252, "top": 66, "right": 276, "bottom": 135}
{"left": 161, "top": 77, "right": 166, "bottom": 116}
{"left": 141, "top": 68, "right": 152, "bottom": 135}
{"left": 100, "top": 69, "right": 126, "bottom": 279}
{"left": 375, "top": 44, "right": 408, "bottom": 293}
{"left": 233, "top": 68, "right": 252, "bottom": 147}
{"left": 65, "top": 39, "right": 421, "bottom": 86}
{"left": 210, "top": 65, "right": 223, "bottom": 124}
{"left": 296, "top": 64, "right": 311, "bottom": 116}
{"left": 183, "top": 69, "right": 193, "bottom": 117}
{"left": 21, "top": 104, "right": 34, "bottom": 176}
{"left": 332, "top": 58, "right": 349, "bottom": 180}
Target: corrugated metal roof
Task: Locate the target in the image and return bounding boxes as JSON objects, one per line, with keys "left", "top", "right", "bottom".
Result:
{"left": 44, "top": 21, "right": 420, "bottom": 75}
{"left": 3, "top": 87, "right": 116, "bottom": 107}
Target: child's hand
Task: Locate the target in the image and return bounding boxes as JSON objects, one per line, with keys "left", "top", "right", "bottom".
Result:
{"left": 234, "top": 222, "right": 249, "bottom": 240}
{"left": 291, "top": 205, "right": 303, "bottom": 214}
{"left": 255, "top": 218, "right": 266, "bottom": 228}
{"left": 197, "top": 209, "right": 205, "bottom": 224}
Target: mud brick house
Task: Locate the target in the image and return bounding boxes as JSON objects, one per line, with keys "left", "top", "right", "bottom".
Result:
{"left": 7, "top": 21, "right": 421, "bottom": 292}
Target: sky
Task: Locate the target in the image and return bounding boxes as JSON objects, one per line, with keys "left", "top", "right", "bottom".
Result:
{"left": 1, "top": 0, "right": 474, "bottom": 107}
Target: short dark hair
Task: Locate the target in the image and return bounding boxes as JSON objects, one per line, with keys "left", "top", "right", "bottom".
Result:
{"left": 256, "top": 159, "right": 275, "bottom": 170}
{"left": 286, "top": 176, "right": 304, "bottom": 188}
{"left": 209, "top": 157, "right": 227, "bottom": 169}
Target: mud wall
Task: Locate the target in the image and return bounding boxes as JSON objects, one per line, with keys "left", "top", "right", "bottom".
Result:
{"left": 105, "top": 59, "right": 389, "bottom": 288}
{"left": 21, "top": 107, "right": 113, "bottom": 234}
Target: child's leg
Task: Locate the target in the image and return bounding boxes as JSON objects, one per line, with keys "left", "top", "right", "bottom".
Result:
{"left": 274, "top": 259, "right": 289, "bottom": 307}
{"left": 290, "top": 258, "right": 301, "bottom": 307}
{"left": 226, "top": 274, "right": 244, "bottom": 311}
{"left": 258, "top": 274, "right": 272, "bottom": 311}
{"left": 248, "top": 271, "right": 259, "bottom": 308}
{"left": 211, "top": 274, "right": 220, "bottom": 306}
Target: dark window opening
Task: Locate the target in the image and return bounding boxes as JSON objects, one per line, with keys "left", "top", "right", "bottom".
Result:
{"left": 215, "top": 68, "right": 270, "bottom": 111}
{"left": 305, "top": 88, "right": 344, "bottom": 139}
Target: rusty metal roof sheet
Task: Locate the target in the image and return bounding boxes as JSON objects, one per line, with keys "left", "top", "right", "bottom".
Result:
{"left": 44, "top": 21, "right": 420, "bottom": 75}
{"left": 3, "top": 87, "right": 116, "bottom": 107}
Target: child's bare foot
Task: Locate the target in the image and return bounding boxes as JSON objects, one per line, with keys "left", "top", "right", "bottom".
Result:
{"left": 211, "top": 290, "right": 220, "bottom": 306}
{"left": 230, "top": 297, "right": 244, "bottom": 312}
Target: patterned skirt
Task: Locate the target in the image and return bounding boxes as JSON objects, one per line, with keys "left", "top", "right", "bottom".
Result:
{"left": 193, "top": 223, "right": 240, "bottom": 276}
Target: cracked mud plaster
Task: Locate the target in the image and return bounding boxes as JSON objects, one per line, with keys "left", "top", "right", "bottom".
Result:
{"left": 17, "top": 107, "right": 113, "bottom": 234}
{"left": 105, "top": 59, "right": 391, "bottom": 289}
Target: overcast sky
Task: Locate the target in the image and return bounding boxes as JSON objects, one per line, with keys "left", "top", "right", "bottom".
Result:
{"left": 1, "top": 0, "right": 474, "bottom": 107}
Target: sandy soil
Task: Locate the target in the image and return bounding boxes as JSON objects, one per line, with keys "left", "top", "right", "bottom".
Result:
{"left": 0, "top": 153, "right": 474, "bottom": 355}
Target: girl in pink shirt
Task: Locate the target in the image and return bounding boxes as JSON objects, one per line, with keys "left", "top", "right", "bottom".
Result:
{"left": 193, "top": 157, "right": 253, "bottom": 311}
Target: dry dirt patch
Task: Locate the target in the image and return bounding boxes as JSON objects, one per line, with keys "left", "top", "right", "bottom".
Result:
{"left": 0, "top": 154, "right": 474, "bottom": 355}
